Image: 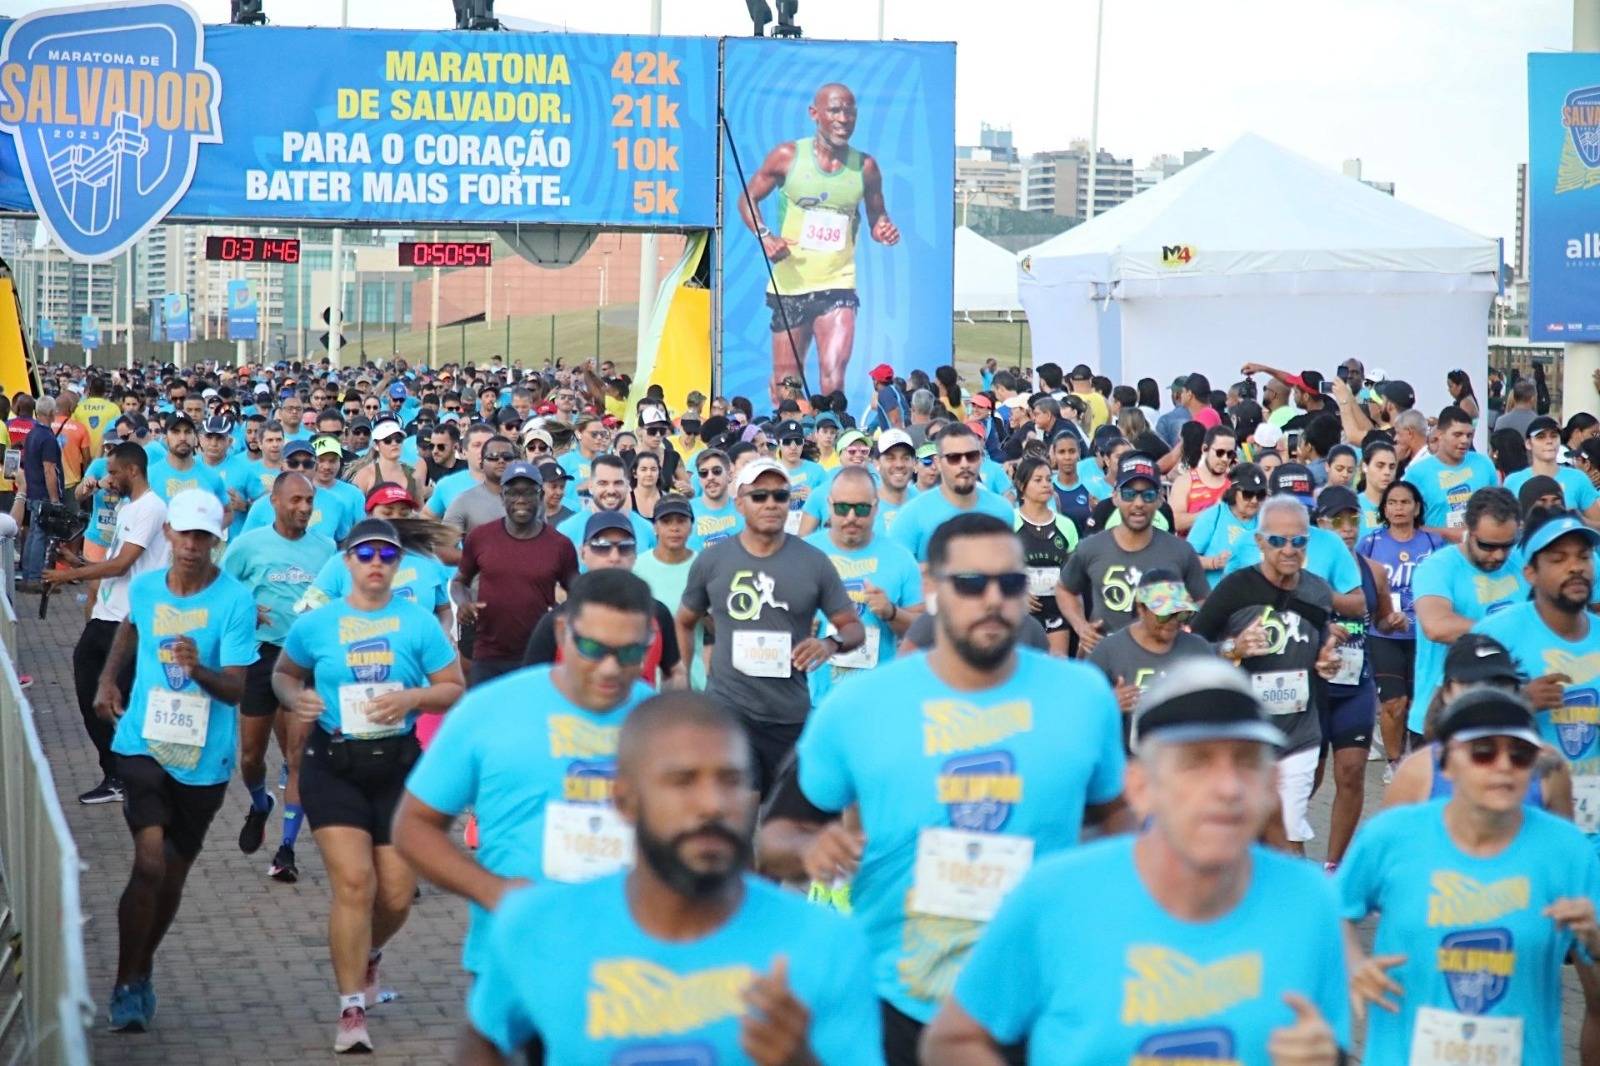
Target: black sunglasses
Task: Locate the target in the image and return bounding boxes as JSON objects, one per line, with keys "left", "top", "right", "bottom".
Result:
{"left": 832, "top": 501, "right": 872, "bottom": 517}
{"left": 585, "top": 538, "right": 638, "bottom": 555}
{"left": 482, "top": 452, "right": 516, "bottom": 462}
{"left": 285, "top": 458, "right": 315, "bottom": 470}
{"left": 698, "top": 465, "right": 725, "bottom": 478}
{"left": 941, "top": 449, "right": 983, "bottom": 465}
{"left": 940, "top": 571, "right": 1028, "bottom": 598}
{"left": 744, "top": 489, "right": 791, "bottom": 504}
{"left": 1463, "top": 736, "right": 1539, "bottom": 769}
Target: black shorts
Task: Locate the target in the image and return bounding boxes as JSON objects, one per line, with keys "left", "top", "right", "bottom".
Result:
{"left": 1369, "top": 637, "right": 1414, "bottom": 703}
{"left": 880, "top": 1000, "right": 1025, "bottom": 1066}
{"left": 766, "top": 288, "right": 860, "bottom": 333}
{"left": 117, "top": 754, "right": 228, "bottom": 861}
{"left": 739, "top": 716, "right": 804, "bottom": 800}
{"left": 298, "top": 727, "right": 421, "bottom": 845}
{"left": 240, "top": 643, "right": 282, "bottom": 718}
{"left": 1322, "top": 685, "right": 1378, "bottom": 751}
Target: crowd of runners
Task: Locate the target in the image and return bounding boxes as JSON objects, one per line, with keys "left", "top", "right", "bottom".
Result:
{"left": 10, "top": 350, "right": 1600, "bottom": 1063}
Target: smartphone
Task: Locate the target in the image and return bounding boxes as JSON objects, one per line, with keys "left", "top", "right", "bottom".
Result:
{"left": 1285, "top": 430, "right": 1303, "bottom": 452}
{"left": 1318, "top": 380, "right": 1337, "bottom": 396}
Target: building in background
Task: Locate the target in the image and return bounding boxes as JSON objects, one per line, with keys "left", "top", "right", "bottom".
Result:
{"left": 1515, "top": 162, "right": 1530, "bottom": 281}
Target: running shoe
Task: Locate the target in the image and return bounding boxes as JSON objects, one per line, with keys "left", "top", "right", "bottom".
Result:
{"left": 134, "top": 975, "right": 156, "bottom": 1024}
{"left": 464, "top": 812, "right": 479, "bottom": 850}
{"left": 79, "top": 778, "right": 124, "bottom": 805}
{"left": 334, "top": 1005, "right": 372, "bottom": 1054}
{"left": 1382, "top": 760, "right": 1397, "bottom": 786}
{"left": 238, "top": 794, "right": 275, "bottom": 854}
{"left": 108, "top": 983, "right": 147, "bottom": 1032}
{"left": 268, "top": 844, "right": 298, "bottom": 883}
{"left": 17, "top": 673, "right": 31, "bottom": 689}
{"left": 276, "top": 763, "right": 288, "bottom": 791}
{"left": 363, "top": 953, "right": 382, "bottom": 1009}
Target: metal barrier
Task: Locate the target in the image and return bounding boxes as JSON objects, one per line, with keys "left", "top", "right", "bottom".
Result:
{"left": 0, "top": 542, "right": 93, "bottom": 1065}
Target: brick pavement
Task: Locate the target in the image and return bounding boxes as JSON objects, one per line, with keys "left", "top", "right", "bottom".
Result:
{"left": 11, "top": 593, "right": 1595, "bottom": 1062}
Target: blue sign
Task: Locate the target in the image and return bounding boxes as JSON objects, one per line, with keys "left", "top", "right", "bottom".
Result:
{"left": 1529, "top": 54, "right": 1600, "bottom": 340}
{"left": 718, "top": 39, "right": 955, "bottom": 417}
{"left": 227, "top": 278, "right": 257, "bottom": 340}
{"left": 80, "top": 315, "right": 99, "bottom": 349}
{"left": 36, "top": 317, "right": 53, "bottom": 347}
{"left": 162, "top": 292, "right": 190, "bottom": 342}
{"left": 0, "top": 2, "right": 220, "bottom": 264}
{"left": 0, "top": 6, "right": 718, "bottom": 260}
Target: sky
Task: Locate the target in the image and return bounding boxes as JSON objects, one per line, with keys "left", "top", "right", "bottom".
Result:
{"left": 7, "top": 0, "right": 1574, "bottom": 244}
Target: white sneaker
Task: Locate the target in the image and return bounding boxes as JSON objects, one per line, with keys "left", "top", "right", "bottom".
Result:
{"left": 1382, "top": 761, "right": 1397, "bottom": 785}
{"left": 333, "top": 1006, "right": 371, "bottom": 1054}
{"left": 1367, "top": 735, "right": 1385, "bottom": 762}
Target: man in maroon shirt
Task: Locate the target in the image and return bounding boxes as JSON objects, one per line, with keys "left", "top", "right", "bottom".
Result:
{"left": 452, "top": 460, "right": 578, "bottom": 686}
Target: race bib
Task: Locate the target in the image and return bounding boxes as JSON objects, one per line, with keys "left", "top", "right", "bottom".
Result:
{"left": 95, "top": 506, "right": 117, "bottom": 538}
{"left": 1027, "top": 567, "right": 1059, "bottom": 598}
{"left": 542, "top": 801, "right": 633, "bottom": 884}
{"left": 338, "top": 681, "right": 404, "bottom": 738}
{"left": 1575, "top": 774, "right": 1600, "bottom": 834}
{"left": 1331, "top": 644, "right": 1365, "bottom": 687}
{"left": 1251, "top": 669, "right": 1309, "bottom": 716}
{"left": 909, "top": 827, "right": 1034, "bottom": 923}
{"left": 783, "top": 510, "right": 805, "bottom": 535}
{"left": 1409, "top": 1005, "right": 1521, "bottom": 1066}
{"left": 143, "top": 688, "right": 209, "bottom": 748}
{"left": 731, "top": 630, "right": 791, "bottom": 678}
{"left": 829, "top": 626, "right": 881, "bottom": 670}
{"left": 798, "top": 209, "right": 848, "bottom": 253}
{"left": 1446, "top": 508, "right": 1467, "bottom": 529}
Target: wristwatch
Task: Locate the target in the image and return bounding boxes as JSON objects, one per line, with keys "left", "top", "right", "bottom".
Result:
{"left": 1219, "top": 638, "right": 1239, "bottom": 661}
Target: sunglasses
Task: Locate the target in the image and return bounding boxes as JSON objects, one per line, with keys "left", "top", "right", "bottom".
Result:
{"left": 941, "top": 449, "right": 983, "bottom": 465}
{"left": 941, "top": 571, "right": 1029, "bottom": 598}
{"left": 832, "top": 501, "right": 873, "bottom": 518}
{"left": 1239, "top": 490, "right": 1267, "bottom": 501}
{"left": 432, "top": 442, "right": 455, "bottom": 451}
{"left": 780, "top": 437, "right": 805, "bottom": 447}
{"left": 586, "top": 538, "right": 638, "bottom": 555}
{"left": 1473, "top": 535, "right": 1517, "bottom": 553}
{"left": 1264, "top": 533, "right": 1310, "bottom": 549}
{"left": 1212, "top": 448, "right": 1237, "bottom": 460}
{"left": 1324, "top": 513, "right": 1360, "bottom": 530}
{"left": 342, "top": 406, "right": 361, "bottom": 417}
{"left": 285, "top": 458, "right": 315, "bottom": 470}
{"left": 744, "top": 489, "right": 791, "bottom": 504}
{"left": 378, "top": 434, "right": 404, "bottom": 445}
{"left": 644, "top": 427, "right": 666, "bottom": 437}
{"left": 571, "top": 631, "right": 649, "bottom": 667}
{"left": 1463, "top": 736, "right": 1539, "bottom": 769}
{"left": 526, "top": 441, "right": 550, "bottom": 452}
{"left": 483, "top": 453, "right": 516, "bottom": 463}
{"left": 698, "top": 466, "right": 725, "bottom": 478}
{"left": 1119, "top": 487, "right": 1160, "bottom": 503}
{"left": 350, "top": 543, "right": 400, "bottom": 564}
{"left": 444, "top": 404, "right": 462, "bottom": 413}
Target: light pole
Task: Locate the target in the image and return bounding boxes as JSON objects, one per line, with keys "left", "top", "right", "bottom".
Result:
{"left": 1082, "top": 0, "right": 1105, "bottom": 222}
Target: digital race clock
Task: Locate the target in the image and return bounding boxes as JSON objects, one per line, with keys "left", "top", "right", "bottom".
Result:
{"left": 397, "top": 241, "right": 493, "bottom": 267}
{"left": 204, "top": 235, "right": 301, "bottom": 263}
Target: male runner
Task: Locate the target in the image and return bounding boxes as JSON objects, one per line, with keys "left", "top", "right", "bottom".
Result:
{"left": 689, "top": 448, "right": 743, "bottom": 551}
{"left": 1403, "top": 404, "right": 1497, "bottom": 540}
{"left": 1504, "top": 415, "right": 1600, "bottom": 526}
{"left": 1169, "top": 424, "right": 1236, "bottom": 533}
{"left": 889, "top": 424, "right": 1011, "bottom": 563}
{"left": 145, "top": 414, "right": 228, "bottom": 509}
{"left": 737, "top": 82, "right": 900, "bottom": 405}
{"left": 872, "top": 428, "right": 918, "bottom": 534}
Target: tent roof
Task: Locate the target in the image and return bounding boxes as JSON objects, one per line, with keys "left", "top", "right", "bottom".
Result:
{"left": 954, "top": 225, "right": 1023, "bottom": 312}
{"left": 1020, "top": 134, "right": 1499, "bottom": 282}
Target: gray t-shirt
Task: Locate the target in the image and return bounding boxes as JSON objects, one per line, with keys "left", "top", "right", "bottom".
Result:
{"left": 444, "top": 483, "right": 506, "bottom": 535}
{"left": 1088, "top": 627, "right": 1214, "bottom": 694}
{"left": 1492, "top": 407, "right": 1535, "bottom": 439}
{"left": 1060, "top": 529, "right": 1209, "bottom": 634}
{"left": 681, "top": 534, "right": 853, "bottom": 725}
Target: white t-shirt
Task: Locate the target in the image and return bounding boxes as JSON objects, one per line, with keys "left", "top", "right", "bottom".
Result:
{"left": 92, "top": 491, "right": 171, "bottom": 623}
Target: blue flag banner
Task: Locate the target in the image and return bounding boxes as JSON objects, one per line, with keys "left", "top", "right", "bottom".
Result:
{"left": 1529, "top": 54, "right": 1600, "bottom": 340}
{"left": 80, "top": 314, "right": 99, "bottom": 349}
{"left": 37, "top": 317, "right": 53, "bottom": 347}
{"left": 162, "top": 293, "right": 191, "bottom": 342}
{"left": 227, "top": 278, "right": 257, "bottom": 340}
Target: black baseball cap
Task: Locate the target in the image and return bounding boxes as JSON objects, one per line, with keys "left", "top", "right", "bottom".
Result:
{"left": 342, "top": 517, "right": 402, "bottom": 552}
{"left": 1443, "top": 633, "right": 1523, "bottom": 687}
{"left": 1435, "top": 688, "right": 1542, "bottom": 748}
{"left": 537, "top": 461, "right": 571, "bottom": 483}
{"left": 1525, "top": 415, "right": 1561, "bottom": 439}
{"left": 1069, "top": 363, "right": 1093, "bottom": 381}
{"left": 200, "top": 415, "right": 233, "bottom": 437}
{"left": 1114, "top": 452, "right": 1160, "bottom": 490}
{"left": 774, "top": 419, "right": 805, "bottom": 443}
{"left": 1132, "top": 659, "right": 1287, "bottom": 749}
{"left": 1378, "top": 380, "right": 1415, "bottom": 410}
{"left": 653, "top": 494, "right": 693, "bottom": 521}
{"left": 584, "top": 511, "right": 635, "bottom": 541}
{"left": 1314, "top": 486, "right": 1361, "bottom": 518}
{"left": 1231, "top": 462, "right": 1268, "bottom": 494}
{"left": 1269, "top": 463, "right": 1315, "bottom": 505}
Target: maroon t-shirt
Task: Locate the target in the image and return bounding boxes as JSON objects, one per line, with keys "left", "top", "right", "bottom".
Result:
{"left": 458, "top": 522, "right": 578, "bottom": 662}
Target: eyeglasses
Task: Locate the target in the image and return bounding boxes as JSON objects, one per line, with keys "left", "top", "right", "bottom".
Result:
{"left": 744, "top": 488, "right": 791, "bottom": 504}
{"left": 350, "top": 543, "right": 400, "bottom": 564}
{"left": 1472, "top": 535, "right": 1517, "bottom": 553}
{"left": 1212, "top": 448, "right": 1237, "bottom": 460}
{"left": 585, "top": 537, "right": 638, "bottom": 555}
{"left": 571, "top": 631, "right": 649, "bottom": 667}
{"left": 1239, "top": 490, "right": 1267, "bottom": 501}
{"left": 1463, "top": 736, "right": 1539, "bottom": 769}
{"left": 482, "top": 452, "right": 516, "bottom": 462}
{"left": 698, "top": 466, "right": 725, "bottom": 478}
{"left": 285, "top": 458, "right": 315, "bottom": 470}
{"left": 831, "top": 501, "right": 873, "bottom": 518}
{"left": 780, "top": 437, "right": 804, "bottom": 447}
{"left": 941, "top": 449, "right": 983, "bottom": 465}
{"left": 1119, "top": 487, "right": 1160, "bottom": 503}
{"left": 940, "top": 571, "right": 1029, "bottom": 598}
{"left": 1263, "top": 533, "right": 1310, "bottom": 549}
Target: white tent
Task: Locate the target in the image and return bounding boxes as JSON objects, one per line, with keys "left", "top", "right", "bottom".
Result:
{"left": 954, "top": 225, "right": 1023, "bottom": 314}
{"left": 1018, "top": 134, "right": 1500, "bottom": 437}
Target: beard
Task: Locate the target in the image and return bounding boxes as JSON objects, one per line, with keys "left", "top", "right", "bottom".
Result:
{"left": 635, "top": 812, "right": 750, "bottom": 901}
{"left": 940, "top": 609, "right": 1018, "bottom": 670}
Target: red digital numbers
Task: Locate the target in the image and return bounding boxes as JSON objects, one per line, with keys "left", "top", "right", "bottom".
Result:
{"left": 205, "top": 236, "right": 301, "bottom": 263}
{"left": 398, "top": 242, "right": 492, "bottom": 268}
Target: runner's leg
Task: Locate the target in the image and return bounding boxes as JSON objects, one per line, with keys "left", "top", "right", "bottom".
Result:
{"left": 115, "top": 826, "right": 167, "bottom": 985}
{"left": 316, "top": 825, "right": 379, "bottom": 996}
{"left": 134, "top": 842, "right": 197, "bottom": 976}
{"left": 812, "top": 305, "right": 857, "bottom": 396}
{"left": 370, "top": 844, "right": 417, "bottom": 952}
{"left": 1325, "top": 746, "right": 1368, "bottom": 866}
{"left": 770, "top": 317, "right": 814, "bottom": 409}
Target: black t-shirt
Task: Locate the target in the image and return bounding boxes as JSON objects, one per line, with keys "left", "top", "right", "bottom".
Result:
{"left": 425, "top": 455, "right": 462, "bottom": 484}
{"left": 521, "top": 598, "right": 681, "bottom": 680}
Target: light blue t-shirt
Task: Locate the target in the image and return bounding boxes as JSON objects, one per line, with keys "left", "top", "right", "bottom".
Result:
{"left": 279, "top": 595, "right": 457, "bottom": 738}
{"left": 1476, "top": 602, "right": 1600, "bottom": 847}
{"left": 803, "top": 531, "right": 923, "bottom": 704}
{"left": 325, "top": 478, "right": 366, "bottom": 525}
{"left": 426, "top": 468, "right": 480, "bottom": 517}
{"left": 688, "top": 497, "right": 742, "bottom": 552}
{"left": 241, "top": 484, "right": 357, "bottom": 543}
{"left": 1337, "top": 800, "right": 1600, "bottom": 1066}
{"left": 309, "top": 549, "right": 450, "bottom": 611}
{"left": 1404, "top": 451, "right": 1499, "bottom": 530}
{"left": 801, "top": 464, "right": 881, "bottom": 525}
{"left": 1080, "top": 464, "right": 1113, "bottom": 500}
{"left": 780, "top": 458, "right": 828, "bottom": 509}
{"left": 222, "top": 526, "right": 336, "bottom": 646}
{"left": 1222, "top": 524, "right": 1361, "bottom": 594}
{"left": 958, "top": 837, "right": 1351, "bottom": 1063}
{"left": 887, "top": 486, "right": 1014, "bottom": 563}
{"left": 82, "top": 455, "right": 120, "bottom": 547}
{"left": 555, "top": 449, "right": 595, "bottom": 495}
{"left": 239, "top": 457, "right": 283, "bottom": 504}
{"left": 980, "top": 456, "right": 1012, "bottom": 499}
{"left": 1504, "top": 465, "right": 1600, "bottom": 514}
{"left": 1188, "top": 504, "right": 1256, "bottom": 588}
{"left": 145, "top": 457, "right": 229, "bottom": 510}
{"left": 467, "top": 874, "right": 882, "bottom": 1062}
{"left": 796, "top": 648, "right": 1126, "bottom": 1021}
{"left": 111, "top": 569, "right": 257, "bottom": 786}
{"left": 1409, "top": 546, "right": 1529, "bottom": 731}
{"left": 404, "top": 665, "right": 654, "bottom": 973}
{"left": 208, "top": 452, "right": 257, "bottom": 537}
{"left": 875, "top": 485, "right": 918, "bottom": 537}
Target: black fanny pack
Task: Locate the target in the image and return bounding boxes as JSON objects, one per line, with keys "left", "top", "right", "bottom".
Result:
{"left": 322, "top": 731, "right": 420, "bottom": 785}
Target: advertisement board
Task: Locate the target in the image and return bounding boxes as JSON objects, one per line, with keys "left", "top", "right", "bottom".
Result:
{"left": 163, "top": 293, "right": 192, "bottom": 342}
{"left": 79, "top": 315, "right": 99, "bottom": 349}
{"left": 227, "top": 279, "right": 258, "bottom": 340}
{"left": 1529, "top": 54, "right": 1600, "bottom": 340}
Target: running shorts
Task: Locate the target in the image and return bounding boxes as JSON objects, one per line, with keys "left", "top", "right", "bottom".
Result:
{"left": 240, "top": 643, "right": 282, "bottom": 718}
{"left": 118, "top": 754, "right": 228, "bottom": 861}
{"left": 1369, "top": 637, "right": 1414, "bottom": 704}
{"left": 766, "top": 288, "right": 860, "bottom": 333}
{"left": 298, "top": 727, "right": 421, "bottom": 845}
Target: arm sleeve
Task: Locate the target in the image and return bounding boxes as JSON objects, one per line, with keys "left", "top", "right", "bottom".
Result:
{"left": 521, "top": 612, "right": 558, "bottom": 667}
{"left": 1411, "top": 552, "right": 1452, "bottom": 604}
{"left": 125, "top": 499, "right": 166, "bottom": 549}
{"left": 441, "top": 493, "right": 469, "bottom": 533}
{"left": 279, "top": 612, "right": 314, "bottom": 669}
{"left": 1190, "top": 574, "right": 1243, "bottom": 641}
{"left": 888, "top": 502, "right": 921, "bottom": 559}
{"left": 419, "top": 617, "right": 458, "bottom": 674}
{"left": 951, "top": 870, "right": 1045, "bottom": 1044}
{"left": 1311, "top": 879, "right": 1354, "bottom": 1049}
{"left": 1327, "top": 537, "right": 1361, "bottom": 594}
{"left": 794, "top": 694, "right": 854, "bottom": 814}
{"left": 456, "top": 528, "right": 482, "bottom": 585}
{"left": 1332, "top": 817, "right": 1384, "bottom": 922}
{"left": 464, "top": 891, "right": 543, "bottom": 1055}
{"left": 220, "top": 536, "right": 249, "bottom": 581}
{"left": 1060, "top": 545, "right": 1089, "bottom": 594}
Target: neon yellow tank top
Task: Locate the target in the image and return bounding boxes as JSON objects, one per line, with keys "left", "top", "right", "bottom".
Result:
{"left": 771, "top": 137, "right": 864, "bottom": 296}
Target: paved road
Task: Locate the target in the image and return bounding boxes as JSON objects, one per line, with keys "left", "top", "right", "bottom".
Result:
{"left": 13, "top": 597, "right": 1594, "bottom": 1062}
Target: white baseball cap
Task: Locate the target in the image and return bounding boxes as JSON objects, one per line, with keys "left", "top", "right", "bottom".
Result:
{"left": 733, "top": 459, "right": 791, "bottom": 492}
{"left": 1253, "top": 423, "right": 1284, "bottom": 448}
{"left": 166, "top": 489, "right": 225, "bottom": 538}
{"left": 877, "top": 429, "right": 915, "bottom": 455}
{"left": 371, "top": 419, "right": 403, "bottom": 441}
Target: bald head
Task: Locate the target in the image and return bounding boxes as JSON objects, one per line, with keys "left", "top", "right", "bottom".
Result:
{"left": 616, "top": 691, "right": 745, "bottom": 780}
{"left": 272, "top": 470, "right": 315, "bottom": 497}
{"left": 809, "top": 83, "right": 858, "bottom": 147}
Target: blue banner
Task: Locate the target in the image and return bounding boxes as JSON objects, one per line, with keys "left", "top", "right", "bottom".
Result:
{"left": 227, "top": 278, "right": 257, "bottom": 340}
{"left": 719, "top": 38, "right": 955, "bottom": 419}
{"left": 80, "top": 315, "right": 99, "bottom": 349}
{"left": 1529, "top": 54, "right": 1600, "bottom": 340}
{"left": 0, "top": 3, "right": 719, "bottom": 261}
{"left": 163, "top": 292, "right": 191, "bottom": 342}
{"left": 37, "top": 317, "right": 53, "bottom": 347}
